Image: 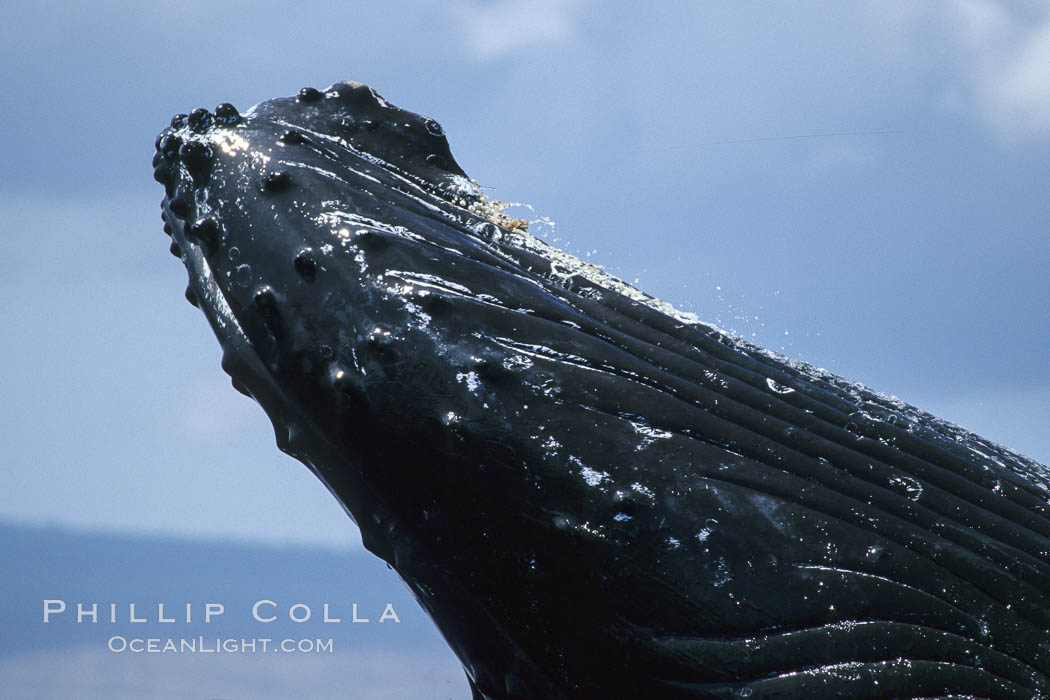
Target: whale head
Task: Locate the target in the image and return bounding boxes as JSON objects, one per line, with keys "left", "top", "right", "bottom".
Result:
{"left": 153, "top": 82, "right": 1050, "bottom": 699}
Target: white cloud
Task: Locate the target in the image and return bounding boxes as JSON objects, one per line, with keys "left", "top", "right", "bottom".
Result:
{"left": 451, "top": 0, "right": 586, "bottom": 60}
{"left": 946, "top": 0, "right": 1050, "bottom": 142}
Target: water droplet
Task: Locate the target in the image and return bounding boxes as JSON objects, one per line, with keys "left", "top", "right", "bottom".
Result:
{"left": 234, "top": 264, "right": 252, "bottom": 287}
{"left": 766, "top": 377, "right": 795, "bottom": 394}
{"left": 888, "top": 475, "right": 923, "bottom": 501}
{"left": 424, "top": 118, "right": 443, "bottom": 136}
{"left": 712, "top": 557, "right": 732, "bottom": 587}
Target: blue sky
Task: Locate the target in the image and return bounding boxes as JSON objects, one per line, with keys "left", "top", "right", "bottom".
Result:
{"left": 2, "top": 0, "right": 1048, "bottom": 549}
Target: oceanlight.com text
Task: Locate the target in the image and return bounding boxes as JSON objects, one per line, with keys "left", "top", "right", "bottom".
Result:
{"left": 107, "top": 636, "right": 334, "bottom": 654}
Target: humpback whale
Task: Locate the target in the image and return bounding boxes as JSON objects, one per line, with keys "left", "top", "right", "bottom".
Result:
{"left": 152, "top": 82, "right": 1050, "bottom": 699}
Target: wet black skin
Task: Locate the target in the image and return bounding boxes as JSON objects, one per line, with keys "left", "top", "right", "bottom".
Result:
{"left": 152, "top": 82, "right": 1050, "bottom": 699}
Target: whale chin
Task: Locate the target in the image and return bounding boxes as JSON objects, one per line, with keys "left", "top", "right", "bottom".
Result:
{"left": 153, "top": 81, "right": 1050, "bottom": 699}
